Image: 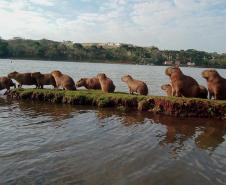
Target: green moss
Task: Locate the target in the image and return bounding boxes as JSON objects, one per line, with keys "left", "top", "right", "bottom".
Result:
{"left": 10, "top": 88, "right": 226, "bottom": 106}
{"left": 8, "top": 88, "right": 226, "bottom": 119}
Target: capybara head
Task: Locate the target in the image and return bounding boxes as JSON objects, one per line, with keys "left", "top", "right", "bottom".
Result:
{"left": 76, "top": 78, "right": 86, "bottom": 87}
{"left": 121, "top": 75, "right": 133, "bottom": 82}
{"left": 51, "top": 70, "right": 63, "bottom": 77}
{"left": 161, "top": 84, "right": 171, "bottom": 91}
{"left": 165, "top": 66, "right": 182, "bottom": 77}
{"left": 97, "top": 73, "right": 107, "bottom": 79}
{"left": 201, "top": 69, "right": 220, "bottom": 80}
{"left": 8, "top": 71, "right": 18, "bottom": 79}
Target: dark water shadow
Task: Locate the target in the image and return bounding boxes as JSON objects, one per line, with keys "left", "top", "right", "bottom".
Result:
{"left": 95, "top": 108, "right": 226, "bottom": 154}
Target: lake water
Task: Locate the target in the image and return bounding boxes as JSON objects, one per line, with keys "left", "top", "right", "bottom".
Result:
{"left": 0, "top": 59, "right": 226, "bottom": 185}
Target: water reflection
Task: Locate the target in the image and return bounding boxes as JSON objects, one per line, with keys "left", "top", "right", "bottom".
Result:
{"left": 95, "top": 108, "right": 226, "bottom": 154}
{"left": 0, "top": 99, "right": 226, "bottom": 185}
{"left": 17, "top": 100, "right": 77, "bottom": 122}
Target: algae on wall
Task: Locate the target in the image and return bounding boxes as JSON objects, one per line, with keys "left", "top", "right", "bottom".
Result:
{"left": 8, "top": 88, "right": 226, "bottom": 120}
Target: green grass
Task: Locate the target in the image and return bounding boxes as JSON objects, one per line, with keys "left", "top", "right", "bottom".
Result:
{"left": 9, "top": 88, "right": 226, "bottom": 119}
{"left": 11, "top": 88, "right": 226, "bottom": 106}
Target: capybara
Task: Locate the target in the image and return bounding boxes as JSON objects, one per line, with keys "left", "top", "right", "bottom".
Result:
{"left": 165, "top": 66, "right": 200, "bottom": 97}
{"left": 31, "top": 72, "right": 56, "bottom": 89}
{"left": 51, "top": 70, "right": 76, "bottom": 90}
{"left": 0, "top": 77, "right": 16, "bottom": 93}
{"left": 96, "top": 73, "right": 115, "bottom": 93}
{"left": 161, "top": 84, "right": 172, "bottom": 96}
{"left": 8, "top": 71, "right": 37, "bottom": 88}
{"left": 161, "top": 83, "right": 207, "bottom": 99}
{"left": 121, "top": 75, "right": 148, "bottom": 95}
{"left": 198, "top": 85, "right": 208, "bottom": 99}
{"left": 76, "top": 77, "right": 101, "bottom": 90}
{"left": 202, "top": 69, "right": 226, "bottom": 100}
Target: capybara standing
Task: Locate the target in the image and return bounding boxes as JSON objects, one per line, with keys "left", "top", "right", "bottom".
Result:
{"left": 165, "top": 66, "right": 200, "bottom": 97}
{"left": 76, "top": 77, "right": 101, "bottom": 90}
{"left": 8, "top": 71, "right": 37, "bottom": 88}
{"left": 31, "top": 72, "right": 56, "bottom": 89}
{"left": 161, "top": 84, "right": 172, "bottom": 96}
{"left": 161, "top": 83, "right": 207, "bottom": 99}
{"left": 51, "top": 70, "right": 76, "bottom": 90}
{"left": 121, "top": 75, "right": 148, "bottom": 95}
{"left": 0, "top": 77, "right": 16, "bottom": 93}
{"left": 96, "top": 73, "right": 115, "bottom": 93}
{"left": 202, "top": 69, "right": 226, "bottom": 100}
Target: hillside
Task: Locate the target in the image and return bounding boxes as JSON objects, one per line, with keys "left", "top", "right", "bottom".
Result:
{"left": 0, "top": 37, "right": 225, "bottom": 68}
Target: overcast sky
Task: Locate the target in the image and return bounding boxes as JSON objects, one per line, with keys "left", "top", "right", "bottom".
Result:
{"left": 0, "top": 0, "right": 226, "bottom": 53}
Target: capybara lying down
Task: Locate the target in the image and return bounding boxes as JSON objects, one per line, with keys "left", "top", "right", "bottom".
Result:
{"left": 96, "top": 73, "right": 115, "bottom": 93}
{"left": 161, "top": 83, "right": 208, "bottom": 99}
{"left": 76, "top": 77, "right": 101, "bottom": 90}
{"left": 51, "top": 70, "right": 76, "bottom": 90}
{"left": 8, "top": 71, "right": 37, "bottom": 88}
{"left": 121, "top": 75, "right": 148, "bottom": 95}
{"left": 0, "top": 77, "right": 16, "bottom": 93}
{"left": 202, "top": 69, "right": 226, "bottom": 100}
{"left": 165, "top": 66, "right": 200, "bottom": 98}
{"left": 31, "top": 72, "right": 56, "bottom": 89}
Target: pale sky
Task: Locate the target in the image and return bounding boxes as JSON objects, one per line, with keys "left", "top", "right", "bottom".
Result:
{"left": 0, "top": 0, "right": 226, "bottom": 53}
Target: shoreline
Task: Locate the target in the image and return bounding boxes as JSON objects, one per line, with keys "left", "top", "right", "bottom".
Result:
{"left": 8, "top": 88, "right": 226, "bottom": 120}
{"left": 0, "top": 58, "right": 224, "bottom": 69}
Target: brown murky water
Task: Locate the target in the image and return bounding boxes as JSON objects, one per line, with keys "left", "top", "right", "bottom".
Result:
{"left": 0, "top": 59, "right": 226, "bottom": 184}
{"left": 0, "top": 97, "right": 225, "bottom": 185}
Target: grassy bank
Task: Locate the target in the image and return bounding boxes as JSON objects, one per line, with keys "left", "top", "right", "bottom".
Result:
{"left": 8, "top": 88, "right": 226, "bottom": 120}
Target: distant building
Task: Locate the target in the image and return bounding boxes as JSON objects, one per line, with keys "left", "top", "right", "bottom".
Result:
{"left": 98, "top": 42, "right": 121, "bottom": 47}
{"left": 187, "top": 62, "right": 196, "bottom": 66}
{"left": 164, "top": 61, "right": 173, "bottom": 65}
{"left": 174, "top": 60, "right": 181, "bottom": 66}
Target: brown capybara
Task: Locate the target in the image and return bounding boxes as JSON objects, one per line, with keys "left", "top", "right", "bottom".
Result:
{"left": 161, "top": 83, "right": 208, "bottom": 99}
{"left": 165, "top": 66, "right": 200, "bottom": 97}
{"left": 51, "top": 70, "right": 76, "bottom": 90}
{"left": 121, "top": 75, "right": 148, "bottom": 95}
{"left": 31, "top": 72, "right": 56, "bottom": 89}
{"left": 202, "top": 69, "right": 226, "bottom": 100}
{"left": 198, "top": 85, "right": 208, "bottom": 99}
{"left": 0, "top": 77, "right": 16, "bottom": 93}
{"left": 8, "top": 71, "right": 37, "bottom": 88}
{"left": 76, "top": 77, "right": 101, "bottom": 90}
{"left": 161, "top": 84, "right": 172, "bottom": 96}
{"left": 96, "top": 73, "right": 115, "bottom": 93}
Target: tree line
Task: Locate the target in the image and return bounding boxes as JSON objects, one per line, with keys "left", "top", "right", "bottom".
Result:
{"left": 0, "top": 37, "right": 225, "bottom": 68}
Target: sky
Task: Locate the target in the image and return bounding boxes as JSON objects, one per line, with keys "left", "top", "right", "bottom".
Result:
{"left": 0, "top": 0, "right": 226, "bottom": 53}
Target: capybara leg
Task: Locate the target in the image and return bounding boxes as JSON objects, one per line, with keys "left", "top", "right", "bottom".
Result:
{"left": 4, "top": 90, "right": 8, "bottom": 95}
{"left": 215, "top": 93, "right": 222, "bottom": 100}
{"left": 175, "top": 90, "right": 182, "bottom": 97}
{"left": 208, "top": 93, "right": 213, "bottom": 99}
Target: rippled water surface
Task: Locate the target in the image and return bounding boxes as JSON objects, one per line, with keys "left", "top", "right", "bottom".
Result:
{"left": 0, "top": 59, "right": 226, "bottom": 185}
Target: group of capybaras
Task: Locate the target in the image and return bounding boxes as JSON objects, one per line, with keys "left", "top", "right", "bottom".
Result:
{"left": 0, "top": 66, "right": 225, "bottom": 100}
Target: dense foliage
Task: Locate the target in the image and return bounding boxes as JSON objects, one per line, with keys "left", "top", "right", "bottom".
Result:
{"left": 0, "top": 37, "right": 225, "bottom": 67}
